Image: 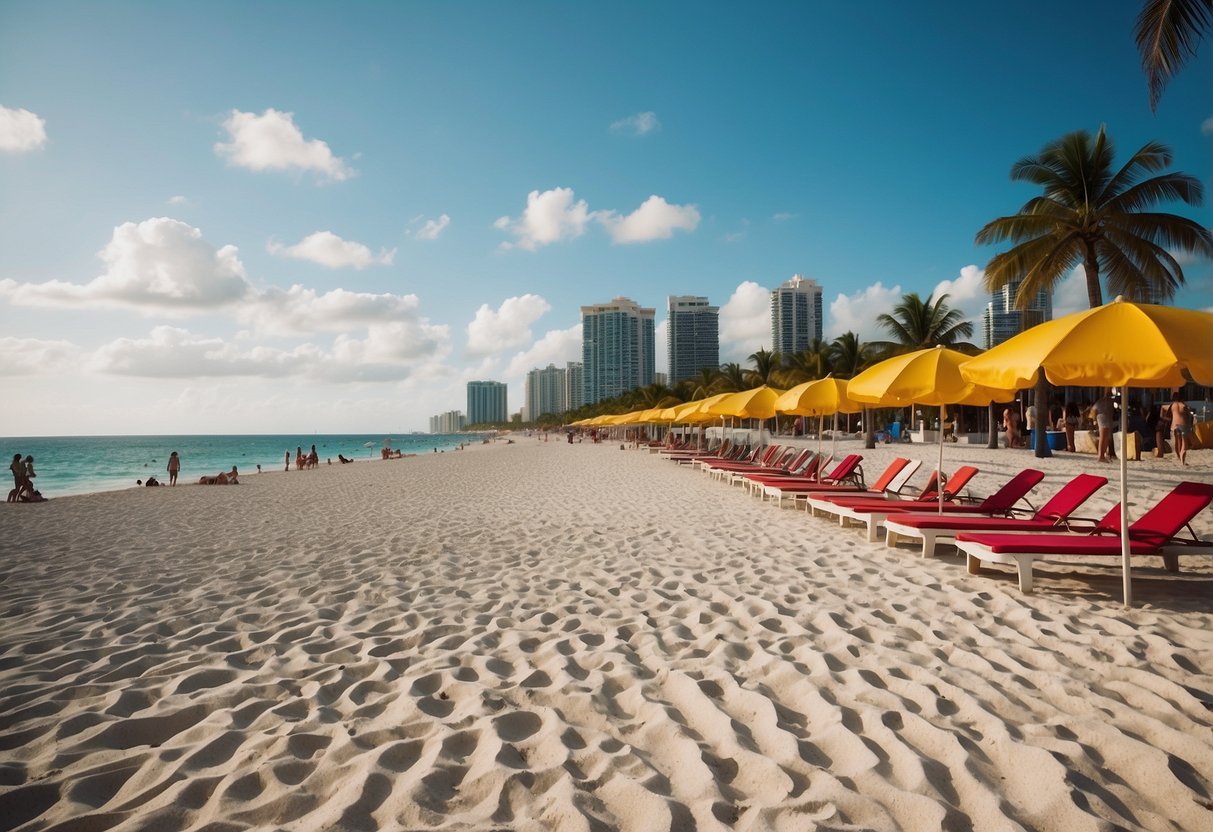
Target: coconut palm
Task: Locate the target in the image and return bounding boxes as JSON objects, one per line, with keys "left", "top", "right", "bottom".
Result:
{"left": 779, "top": 340, "right": 830, "bottom": 386}
{"left": 716, "top": 362, "right": 748, "bottom": 393}
{"left": 745, "top": 348, "right": 782, "bottom": 387}
{"left": 873, "top": 292, "right": 975, "bottom": 353}
{"left": 977, "top": 127, "right": 1212, "bottom": 309}
{"left": 690, "top": 367, "right": 720, "bottom": 399}
{"left": 977, "top": 126, "right": 1212, "bottom": 456}
{"left": 828, "top": 331, "right": 871, "bottom": 379}
{"left": 1136, "top": 0, "right": 1212, "bottom": 111}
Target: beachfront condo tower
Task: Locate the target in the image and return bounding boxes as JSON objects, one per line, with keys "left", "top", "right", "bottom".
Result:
{"left": 564, "top": 362, "right": 584, "bottom": 411}
{"left": 770, "top": 275, "right": 823, "bottom": 355}
{"left": 525, "top": 364, "right": 567, "bottom": 420}
{"left": 667, "top": 295, "right": 720, "bottom": 385}
{"left": 581, "top": 297, "right": 656, "bottom": 405}
{"left": 429, "top": 410, "right": 465, "bottom": 433}
{"left": 983, "top": 280, "right": 1052, "bottom": 348}
{"left": 466, "top": 380, "right": 508, "bottom": 425}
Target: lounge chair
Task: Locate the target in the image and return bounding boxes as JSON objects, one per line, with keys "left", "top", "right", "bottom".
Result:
{"left": 727, "top": 447, "right": 816, "bottom": 487}
{"left": 704, "top": 445, "right": 790, "bottom": 479}
{"left": 884, "top": 472, "right": 1107, "bottom": 558}
{"left": 955, "top": 481, "right": 1213, "bottom": 593}
{"left": 760, "top": 457, "right": 922, "bottom": 505}
{"left": 807, "top": 466, "right": 981, "bottom": 542}
{"left": 751, "top": 454, "right": 869, "bottom": 506}
{"left": 739, "top": 451, "right": 826, "bottom": 494}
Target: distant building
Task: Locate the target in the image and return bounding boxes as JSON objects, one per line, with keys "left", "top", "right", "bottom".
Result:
{"left": 983, "top": 280, "right": 1052, "bottom": 348}
{"left": 667, "top": 295, "right": 719, "bottom": 385}
{"left": 526, "top": 364, "right": 566, "bottom": 420}
{"left": 770, "top": 275, "right": 823, "bottom": 356}
{"left": 564, "top": 362, "right": 584, "bottom": 411}
{"left": 466, "top": 380, "right": 508, "bottom": 425}
{"left": 429, "top": 410, "right": 465, "bottom": 433}
{"left": 581, "top": 297, "right": 655, "bottom": 404}
{"left": 654, "top": 372, "right": 667, "bottom": 387}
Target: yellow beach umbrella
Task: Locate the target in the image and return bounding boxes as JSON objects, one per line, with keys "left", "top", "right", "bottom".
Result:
{"left": 775, "top": 376, "right": 863, "bottom": 462}
{"left": 707, "top": 385, "right": 786, "bottom": 419}
{"left": 962, "top": 298, "right": 1213, "bottom": 606}
{"left": 851, "top": 346, "right": 1018, "bottom": 512}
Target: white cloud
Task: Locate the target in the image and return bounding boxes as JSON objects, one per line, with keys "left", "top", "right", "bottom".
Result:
{"left": 241, "top": 285, "right": 444, "bottom": 338}
{"left": 1052, "top": 265, "right": 1090, "bottom": 318}
{"left": 466, "top": 294, "right": 552, "bottom": 356}
{"left": 0, "top": 105, "right": 47, "bottom": 152}
{"left": 610, "top": 111, "right": 660, "bottom": 136}
{"left": 504, "top": 324, "right": 583, "bottom": 377}
{"left": 597, "top": 195, "right": 700, "bottom": 244}
{"left": 0, "top": 337, "right": 78, "bottom": 375}
{"left": 0, "top": 217, "right": 251, "bottom": 314}
{"left": 268, "top": 230, "right": 395, "bottom": 269}
{"left": 168, "top": 195, "right": 189, "bottom": 205}
{"left": 413, "top": 214, "right": 450, "bottom": 240}
{"left": 719, "top": 281, "right": 770, "bottom": 360}
{"left": 496, "top": 187, "right": 593, "bottom": 250}
{"left": 772, "top": 212, "right": 797, "bottom": 222}
{"left": 214, "top": 108, "right": 354, "bottom": 182}
{"left": 827, "top": 281, "right": 903, "bottom": 340}
{"left": 1202, "top": 115, "right": 1213, "bottom": 136}
{"left": 931, "top": 264, "right": 987, "bottom": 326}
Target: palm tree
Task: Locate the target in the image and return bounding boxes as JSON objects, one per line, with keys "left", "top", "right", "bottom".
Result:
{"left": 745, "top": 348, "right": 782, "bottom": 387}
{"left": 1136, "top": 0, "right": 1212, "bottom": 111}
{"left": 977, "top": 126, "right": 1212, "bottom": 456}
{"left": 977, "top": 127, "right": 1212, "bottom": 309}
{"left": 715, "top": 362, "right": 748, "bottom": 393}
{"left": 873, "top": 292, "right": 975, "bottom": 353}
{"left": 690, "top": 367, "right": 720, "bottom": 399}
{"left": 778, "top": 340, "right": 829, "bottom": 387}
{"left": 828, "top": 331, "right": 870, "bottom": 379}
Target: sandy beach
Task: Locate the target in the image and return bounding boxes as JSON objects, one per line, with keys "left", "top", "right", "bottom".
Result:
{"left": 2, "top": 438, "right": 1213, "bottom": 831}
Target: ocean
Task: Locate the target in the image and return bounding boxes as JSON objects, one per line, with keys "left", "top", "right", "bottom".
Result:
{"left": 0, "top": 433, "right": 482, "bottom": 498}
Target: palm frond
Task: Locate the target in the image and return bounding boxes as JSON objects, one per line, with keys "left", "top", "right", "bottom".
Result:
{"left": 1136, "top": 0, "right": 1213, "bottom": 110}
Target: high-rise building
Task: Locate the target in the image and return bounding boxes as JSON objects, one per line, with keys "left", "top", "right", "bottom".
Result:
{"left": 466, "top": 381, "right": 508, "bottom": 425}
{"left": 770, "top": 275, "right": 823, "bottom": 355}
{"left": 564, "top": 362, "right": 584, "bottom": 411}
{"left": 667, "top": 295, "right": 719, "bottom": 385}
{"left": 429, "top": 410, "right": 465, "bottom": 433}
{"left": 526, "top": 364, "right": 566, "bottom": 420}
{"left": 983, "top": 279, "right": 1052, "bottom": 348}
{"left": 581, "top": 297, "right": 655, "bottom": 404}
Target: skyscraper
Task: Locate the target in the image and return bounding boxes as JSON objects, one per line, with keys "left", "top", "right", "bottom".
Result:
{"left": 525, "top": 364, "right": 566, "bottom": 420}
{"left": 770, "top": 275, "right": 823, "bottom": 355}
{"left": 667, "top": 295, "right": 719, "bottom": 385}
{"left": 429, "top": 410, "right": 465, "bottom": 433}
{"left": 466, "top": 380, "right": 508, "bottom": 425}
{"left": 564, "top": 362, "right": 584, "bottom": 411}
{"left": 983, "top": 280, "right": 1052, "bottom": 348}
{"left": 581, "top": 297, "right": 655, "bottom": 405}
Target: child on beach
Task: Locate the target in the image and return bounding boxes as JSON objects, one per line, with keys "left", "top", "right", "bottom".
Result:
{"left": 167, "top": 451, "right": 180, "bottom": 486}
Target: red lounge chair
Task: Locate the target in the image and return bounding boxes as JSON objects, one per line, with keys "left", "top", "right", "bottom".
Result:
{"left": 807, "top": 466, "right": 981, "bottom": 542}
{"left": 743, "top": 451, "right": 861, "bottom": 490}
{"left": 704, "top": 444, "right": 790, "bottom": 479}
{"left": 884, "top": 472, "right": 1108, "bottom": 558}
{"left": 752, "top": 454, "right": 873, "bottom": 506}
{"left": 955, "top": 481, "right": 1213, "bottom": 593}
{"left": 728, "top": 447, "right": 815, "bottom": 486}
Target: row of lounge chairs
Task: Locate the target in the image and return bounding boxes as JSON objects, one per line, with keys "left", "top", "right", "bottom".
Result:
{"left": 657, "top": 439, "right": 1213, "bottom": 596}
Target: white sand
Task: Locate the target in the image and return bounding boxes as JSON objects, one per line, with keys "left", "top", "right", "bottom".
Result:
{"left": 2, "top": 438, "right": 1212, "bottom": 831}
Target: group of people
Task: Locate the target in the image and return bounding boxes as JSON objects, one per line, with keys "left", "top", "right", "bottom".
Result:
{"left": 289, "top": 445, "right": 320, "bottom": 470}
{"left": 1002, "top": 391, "right": 1194, "bottom": 464}
{"left": 7, "top": 454, "right": 43, "bottom": 502}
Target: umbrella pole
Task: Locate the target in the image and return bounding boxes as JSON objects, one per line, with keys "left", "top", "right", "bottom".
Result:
{"left": 817, "top": 414, "right": 824, "bottom": 479}
{"left": 1120, "top": 384, "right": 1132, "bottom": 608}
{"left": 938, "top": 404, "right": 946, "bottom": 513}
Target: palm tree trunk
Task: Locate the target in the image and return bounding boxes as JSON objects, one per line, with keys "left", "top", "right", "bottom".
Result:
{"left": 864, "top": 406, "right": 875, "bottom": 449}
{"left": 987, "top": 402, "right": 999, "bottom": 449}
{"left": 1084, "top": 241, "right": 1103, "bottom": 307}
{"left": 1033, "top": 376, "right": 1052, "bottom": 458}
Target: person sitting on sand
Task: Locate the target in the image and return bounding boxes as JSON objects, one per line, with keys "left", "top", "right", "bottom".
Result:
{"left": 337, "top": 454, "right": 353, "bottom": 463}
{"left": 200, "top": 466, "right": 239, "bottom": 485}
{"left": 140, "top": 476, "right": 162, "bottom": 487}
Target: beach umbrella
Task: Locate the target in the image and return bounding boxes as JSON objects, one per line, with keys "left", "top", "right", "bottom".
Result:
{"left": 706, "top": 385, "right": 785, "bottom": 445}
{"left": 961, "top": 298, "right": 1213, "bottom": 605}
{"left": 775, "top": 376, "right": 863, "bottom": 463}
{"left": 850, "top": 346, "right": 1018, "bottom": 512}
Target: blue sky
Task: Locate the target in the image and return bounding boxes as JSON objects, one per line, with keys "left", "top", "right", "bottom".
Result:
{"left": 1, "top": 1, "right": 1210, "bottom": 434}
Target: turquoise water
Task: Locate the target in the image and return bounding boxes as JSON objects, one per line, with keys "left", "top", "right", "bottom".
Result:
{"left": 0, "top": 434, "right": 481, "bottom": 498}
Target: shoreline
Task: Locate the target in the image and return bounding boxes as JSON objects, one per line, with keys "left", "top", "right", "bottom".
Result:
{"left": 2, "top": 438, "right": 1211, "bottom": 829}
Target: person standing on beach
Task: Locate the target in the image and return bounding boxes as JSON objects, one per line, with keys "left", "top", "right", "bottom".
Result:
{"left": 1170, "top": 392, "right": 1192, "bottom": 466}
{"left": 284, "top": 449, "right": 290, "bottom": 472}
{"left": 1091, "top": 391, "right": 1116, "bottom": 463}
{"left": 167, "top": 451, "right": 180, "bottom": 486}
{"left": 9, "top": 453, "right": 26, "bottom": 502}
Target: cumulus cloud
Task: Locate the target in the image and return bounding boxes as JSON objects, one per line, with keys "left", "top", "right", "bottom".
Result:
{"left": 827, "top": 281, "right": 903, "bottom": 340}
{"left": 504, "top": 324, "right": 583, "bottom": 378}
{"left": 241, "top": 285, "right": 444, "bottom": 339}
{"left": 1052, "top": 265, "right": 1090, "bottom": 318}
{"left": 413, "top": 214, "right": 450, "bottom": 240}
{"left": 214, "top": 108, "right": 354, "bottom": 182}
{"left": 496, "top": 187, "right": 593, "bottom": 251}
{"left": 719, "top": 281, "right": 770, "bottom": 360}
{"left": 466, "top": 294, "right": 552, "bottom": 356}
{"left": 0, "top": 337, "right": 79, "bottom": 375}
{"left": 0, "top": 217, "right": 251, "bottom": 314}
{"left": 598, "top": 195, "right": 701, "bottom": 244}
{"left": 610, "top": 111, "right": 660, "bottom": 136}
{"left": 0, "top": 105, "right": 47, "bottom": 152}
{"left": 931, "top": 264, "right": 987, "bottom": 325}
{"left": 268, "top": 231, "right": 395, "bottom": 269}
{"left": 168, "top": 195, "right": 189, "bottom": 205}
